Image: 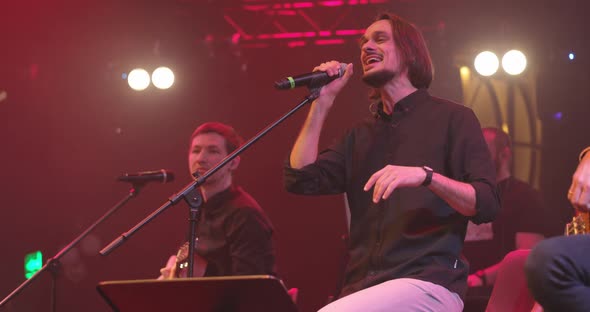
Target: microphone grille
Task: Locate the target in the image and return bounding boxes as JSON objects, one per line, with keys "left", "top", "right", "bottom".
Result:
{"left": 160, "top": 169, "right": 175, "bottom": 183}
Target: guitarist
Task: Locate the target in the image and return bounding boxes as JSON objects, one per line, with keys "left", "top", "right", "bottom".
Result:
{"left": 526, "top": 147, "right": 590, "bottom": 312}
{"left": 158, "top": 122, "right": 276, "bottom": 279}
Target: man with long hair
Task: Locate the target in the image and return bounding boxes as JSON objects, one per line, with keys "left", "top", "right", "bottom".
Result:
{"left": 284, "top": 13, "right": 499, "bottom": 311}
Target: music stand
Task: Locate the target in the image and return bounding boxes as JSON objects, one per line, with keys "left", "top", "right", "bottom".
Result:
{"left": 97, "top": 275, "right": 298, "bottom": 312}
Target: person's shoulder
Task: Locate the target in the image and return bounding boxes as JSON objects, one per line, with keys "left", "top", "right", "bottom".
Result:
{"left": 230, "top": 186, "right": 263, "bottom": 211}
{"left": 228, "top": 187, "right": 274, "bottom": 230}
{"left": 422, "top": 93, "right": 479, "bottom": 129}
{"left": 428, "top": 94, "right": 472, "bottom": 113}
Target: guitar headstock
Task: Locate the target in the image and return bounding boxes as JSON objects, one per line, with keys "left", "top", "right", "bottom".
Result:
{"left": 173, "top": 238, "right": 206, "bottom": 278}
{"left": 175, "top": 238, "right": 199, "bottom": 264}
{"left": 565, "top": 212, "right": 590, "bottom": 236}
{"left": 176, "top": 242, "right": 190, "bottom": 263}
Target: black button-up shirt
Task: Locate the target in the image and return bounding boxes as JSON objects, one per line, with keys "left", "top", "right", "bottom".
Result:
{"left": 194, "top": 185, "right": 276, "bottom": 276}
{"left": 284, "top": 89, "right": 499, "bottom": 299}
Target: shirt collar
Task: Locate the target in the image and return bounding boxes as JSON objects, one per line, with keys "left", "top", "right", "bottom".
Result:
{"left": 375, "top": 88, "right": 429, "bottom": 122}
{"left": 203, "top": 185, "right": 236, "bottom": 211}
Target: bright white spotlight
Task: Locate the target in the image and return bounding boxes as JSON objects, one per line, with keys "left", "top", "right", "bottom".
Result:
{"left": 152, "top": 67, "right": 175, "bottom": 89}
{"left": 502, "top": 50, "right": 527, "bottom": 75}
{"left": 474, "top": 51, "right": 499, "bottom": 77}
{"left": 127, "top": 69, "right": 150, "bottom": 91}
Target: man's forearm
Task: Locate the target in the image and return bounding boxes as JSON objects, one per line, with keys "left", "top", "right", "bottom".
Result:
{"left": 428, "top": 173, "right": 477, "bottom": 216}
{"left": 290, "top": 100, "right": 332, "bottom": 169}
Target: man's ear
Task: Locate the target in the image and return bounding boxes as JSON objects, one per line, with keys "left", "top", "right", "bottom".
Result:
{"left": 229, "top": 156, "right": 241, "bottom": 171}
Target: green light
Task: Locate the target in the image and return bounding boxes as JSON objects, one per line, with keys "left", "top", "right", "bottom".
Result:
{"left": 24, "top": 251, "right": 43, "bottom": 279}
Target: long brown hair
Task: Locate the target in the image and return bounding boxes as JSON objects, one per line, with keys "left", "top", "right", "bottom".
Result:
{"left": 369, "top": 13, "right": 434, "bottom": 101}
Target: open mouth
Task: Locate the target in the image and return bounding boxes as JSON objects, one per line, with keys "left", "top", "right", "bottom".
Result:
{"left": 364, "top": 54, "right": 383, "bottom": 65}
{"left": 367, "top": 57, "right": 381, "bottom": 64}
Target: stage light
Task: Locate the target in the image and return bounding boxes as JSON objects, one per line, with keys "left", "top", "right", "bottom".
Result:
{"left": 459, "top": 66, "right": 471, "bottom": 84}
{"left": 569, "top": 52, "right": 575, "bottom": 60}
{"left": 460, "top": 66, "right": 471, "bottom": 78}
{"left": 127, "top": 69, "right": 150, "bottom": 91}
{"left": 502, "top": 50, "right": 527, "bottom": 75}
{"left": 151, "top": 67, "right": 175, "bottom": 89}
{"left": 474, "top": 51, "right": 499, "bottom": 76}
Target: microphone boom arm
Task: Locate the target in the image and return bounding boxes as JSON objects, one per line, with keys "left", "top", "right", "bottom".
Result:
{"left": 99, "top": 90, "right": 318, "bottom": 277}
{"left": 0, "top": 185, "right": 144, "bottom": 310}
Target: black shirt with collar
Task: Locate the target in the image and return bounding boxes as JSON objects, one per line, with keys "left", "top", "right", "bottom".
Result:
{"left": 284, "top": 89, "right": 499, "bottom": 299}
{"left": 193, "top": 185, "right": 276, "bottom": 276}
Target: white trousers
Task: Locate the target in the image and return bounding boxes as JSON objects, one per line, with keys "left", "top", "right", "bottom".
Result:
{"left": 318, "top": 278, "right": 464, "bottom": 312}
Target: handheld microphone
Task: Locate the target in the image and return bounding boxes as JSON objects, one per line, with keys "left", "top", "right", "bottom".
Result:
{"left": 274, "top": 63, "right": 347, "bottom": 90}
{"left": 117, "top": 169, "right": 175, "bottom": 184}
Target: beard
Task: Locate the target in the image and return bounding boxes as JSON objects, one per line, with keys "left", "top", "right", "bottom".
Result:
{"left": 362, "top": 68, "right": 396, "bottom": 88}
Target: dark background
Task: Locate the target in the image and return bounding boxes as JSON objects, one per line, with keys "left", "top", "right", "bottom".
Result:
{"left": 0, "top": 0, "right": 587, "bottom": 311}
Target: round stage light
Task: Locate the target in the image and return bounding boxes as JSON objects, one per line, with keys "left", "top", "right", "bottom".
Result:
{"left": 502, "top": 50, "right": 527, "bottom": 75}
{"left": 474, "top": 51, "right": 499, "bottom": 77}
{"left": 152, "top": 67, "right": 175, "bottom": 90}
{"left": 127, "top": 69, "right": 150, "bottom": 91}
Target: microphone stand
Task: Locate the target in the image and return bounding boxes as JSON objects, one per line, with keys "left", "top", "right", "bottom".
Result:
{"left": 100, "top": 89, "right": 321, "bottom": 277}
{"left": 0, "top": 184, "right": 145, "bottom": 311}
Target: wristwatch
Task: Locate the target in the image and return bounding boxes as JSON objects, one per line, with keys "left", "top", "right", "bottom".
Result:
{"left": 421, "top": 166, "right": 433, "bottom": 186}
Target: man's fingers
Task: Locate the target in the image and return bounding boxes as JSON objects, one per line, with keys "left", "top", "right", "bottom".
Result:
{"left": 568, "top": 177, "right": 590, "bottom": 211}
{"left": 372, "top": 171, "right": 396, "bottom": 203}
{"left": 381, "top": 179, "right": 399, "bottom": 200}
{"left": 344, "top": 63, "right": 354, "bottom": 77}
{"left": 575, "top": 187, "right": 590, "bottom": 211}
{"left": 160, "top": 268, "right": 171, "bottom": 279}
{"left": 364, "top": 168, "right": 385, "bottom": 191}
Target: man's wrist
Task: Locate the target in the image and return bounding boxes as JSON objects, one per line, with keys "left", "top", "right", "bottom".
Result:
{"left": 422, "top": 166, "right": 433, "bottom": 186}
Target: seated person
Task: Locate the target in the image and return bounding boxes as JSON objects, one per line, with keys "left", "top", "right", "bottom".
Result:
{"left": 463, "top": 128, "right": 550, "bottom": 309}
{"left": 525, "top": 146, "right": 590, "bottom": 312}
{"left": 158, "top": 122, "right": 276, "bottom": 279}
